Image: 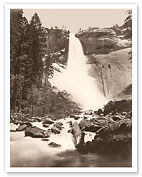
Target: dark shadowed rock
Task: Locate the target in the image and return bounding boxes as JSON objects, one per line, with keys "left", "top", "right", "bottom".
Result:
{"left": 25, "top": 126, "right": 49, "bottom": 138}
{"left": 16, "top": 124, "right": 28, "bottom": 131}
{"left": 42, "top": 119, "right": 54, "bottom": 125}
{"left": 51, "top": 126, "right": 60, "bottom": 134}
{"left": 79, "top": 119, "right": 105, "bottom": 132}
{"left": 48, "top": 142, "right": 61, "bottom": 148}
{"left": 68, "top": 129, "right": 72, "bottom": 133}
{"left": 20, "top": 122, "right": 32, "bottom": 127}
{"left": 54, "top": 122, "right": 63, "bottom": 130}
{"left": 42, "top": 138, "right": 49, "bottom": 141}
{"left": 16, "top": 122, "right": 32, "bottom": 131}
{"left": 104, "top": 99, "right": 132, "bottom": 115}
{"left": 70, "top": 114, "right": 81, "bottom": 120}
{"left": 43, "top": 124, "right": 50, "bottom": 128}
{"left": 97, "top": 109, "right": 103, "bottom": 115}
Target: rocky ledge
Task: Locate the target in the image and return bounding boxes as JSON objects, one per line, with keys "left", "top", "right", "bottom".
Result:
{"left": 75, "top": 28, "right": 131, "bottom": 55}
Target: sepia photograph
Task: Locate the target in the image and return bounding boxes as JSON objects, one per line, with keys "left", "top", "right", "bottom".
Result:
{"left": 5, "top": 3, "right": 137, "bottom": 172}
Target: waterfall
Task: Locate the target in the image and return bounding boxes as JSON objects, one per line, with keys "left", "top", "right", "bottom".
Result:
{"left": 52, "top": 33, "right": 107, "bottom": 110}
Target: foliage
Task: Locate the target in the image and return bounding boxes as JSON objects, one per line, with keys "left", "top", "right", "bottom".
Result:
{"left": 10, "top": 10, "right": 80, "bottom": 119}
{"left": 122, "top": 10, "right": 132, "bottom": 39}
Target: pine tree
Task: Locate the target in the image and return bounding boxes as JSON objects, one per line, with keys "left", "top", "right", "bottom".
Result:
{"left": 10, "top": 9, "right": 29, "bottom": 111}
{"left": 123, "top": 10, "right": 132, "bottom": 39}
{"left": 27, "top": 13, "right": 47, "bottom": 86}
{"left": 26, "top": 13, "right": 47, "bottom": 114}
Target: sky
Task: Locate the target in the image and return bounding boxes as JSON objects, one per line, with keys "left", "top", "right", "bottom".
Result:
{"left": 23, "top": 9, "right": 128, "bottom": 33}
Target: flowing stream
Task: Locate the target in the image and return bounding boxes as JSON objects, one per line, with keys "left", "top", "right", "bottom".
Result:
{"left": 10, "top": 118, "right": 131, "bottom": 167}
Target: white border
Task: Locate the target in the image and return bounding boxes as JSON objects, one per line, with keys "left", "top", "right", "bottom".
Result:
{"left": 5, "top": 3, "right": 137, "bottom": 173}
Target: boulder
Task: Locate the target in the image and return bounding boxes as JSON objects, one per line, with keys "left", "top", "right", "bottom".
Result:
{"left": 97, "top": 109, "right": 103, "bottom": 115}
{"left": 79, "top": 119, "right": 104, "bottom": 132}
{"left": 70, "top": 114, "right": 81, "bottom": 120}
{"left": 16, "top": 122, "right": 32, "bottom": 131}
{"left": 54, "top": 122, "right": 63, "bottom": 127}
{"left": 48, "top": 142, "right": 61, "bottom": 148}
{"left": 16, "top": 124, "right": 28, "bottom": 131}
{"left": 72, "top": 121, "right": 82, "bottom": 146}
{"left": 84, "top": 109, "right": 94, "bottom": 115}
{"left": 25, "top": 126, "right": 49, "bottom": 138}
{"left": 42, "top": 138, "right": 49, "bottom": 141}
{"left": 68, "top": 129, "right": 72, "bottom": 133}
{"left": 51, "top": 126, "right": 60, "bottom": 134}
{"left": 54, "top": 122, "right": 63, "bottom": 130}
{"left": 43, "top": 124, "right": 50, "bottom": 128}
{"left": 104, "top": 100, "right": 132, "bottom": 115}
{"left": 42, "top": 118, "right": 54, "bottom": 125}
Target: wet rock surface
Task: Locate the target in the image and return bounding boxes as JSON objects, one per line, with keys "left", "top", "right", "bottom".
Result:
{"left": 48, "top": 142, "right": 61, "bottom": 148}
{"left": 42, "top": 118, "right": 54, "bottom": 125}
{"left": 16, "top": 122, "right": 32, "bottom": 131}
{"left": 51, "top": 126, "right": 61, "bottom": 134}
{"left": 25, "top": 126, "right": 50, "bottom": 138}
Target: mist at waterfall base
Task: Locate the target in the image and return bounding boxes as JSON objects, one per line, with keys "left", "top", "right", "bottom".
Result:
{"left": 52, "top": 33, "right": 107, "bottom": 111}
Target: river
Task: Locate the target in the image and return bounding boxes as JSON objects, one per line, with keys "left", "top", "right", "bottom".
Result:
{"left": 10, "top": 118, "right": 131, "bottom": 167}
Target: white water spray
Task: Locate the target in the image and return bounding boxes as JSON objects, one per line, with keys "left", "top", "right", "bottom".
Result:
{"left": 52, "top": 33, "right": 107, "bottom": 110}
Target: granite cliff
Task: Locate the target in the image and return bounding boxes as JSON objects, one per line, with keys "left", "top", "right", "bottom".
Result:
{"left": 76, "top": 28, "right": 132, "bottom": 99}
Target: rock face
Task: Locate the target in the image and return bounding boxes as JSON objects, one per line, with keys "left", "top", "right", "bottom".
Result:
{"left": 87, "top": 48, "right": 131, "bottom": 98}
{"left": 76, "top": 28, "right": 131, "bottom": 55}
{"left": 25, "top": 126, "right": 50, "bottom": 138}
{"left": 76, "top": 28, "right": 132, "bottom": 98}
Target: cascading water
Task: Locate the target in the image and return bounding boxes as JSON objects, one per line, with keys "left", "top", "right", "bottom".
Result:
{"left": 52, "top": 33, "right": 107, "bottom": 110}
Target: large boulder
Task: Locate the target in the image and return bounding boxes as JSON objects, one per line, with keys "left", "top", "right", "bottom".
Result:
{"left": 16, "top": 122, "right": 32, "bottom": 131}
{"left": 25, "top": 126, "right": 49, "bottom": 138}
{"left": 51, "top": 126, "right": 60, "bottom": 134}
{"left": 72, "top": 121, "right": 82, "bottom": 146}
{"left": 43, "top": 124, "right": 50, "bottom": 128}
{"left": 54, "top": 122, "right": 64, "bottom": 130}
{"left": 42, "top": 118, "right": 54, "bottom": 125}
{"left": 104, "top": 99, "right": 132, "bottom": 115}
{"left": 70, "top": 114, "right": 81, "bottom": 120}
{"left": 79, "top": 118, "right": 110, "bottom": 133}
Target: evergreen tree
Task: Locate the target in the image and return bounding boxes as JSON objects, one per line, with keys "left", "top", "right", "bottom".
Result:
{"left": 26, "top": 13, "right": 47, "bottom": 114}
{"left": 27, "top": 13, "right": 47, "bottom": 87}
{"left": 10, "top": 9, "right": 29, "bottom": 111}
{"left": 123, "top": 10, "right": 132, "bottom": 39}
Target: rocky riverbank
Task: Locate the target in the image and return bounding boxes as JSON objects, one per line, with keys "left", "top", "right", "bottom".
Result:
{"left": 70, "top": 99, "right": 132, "bottom": 154}
{"left": 10, "top": 98, "right": 132, "bottom": 155}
